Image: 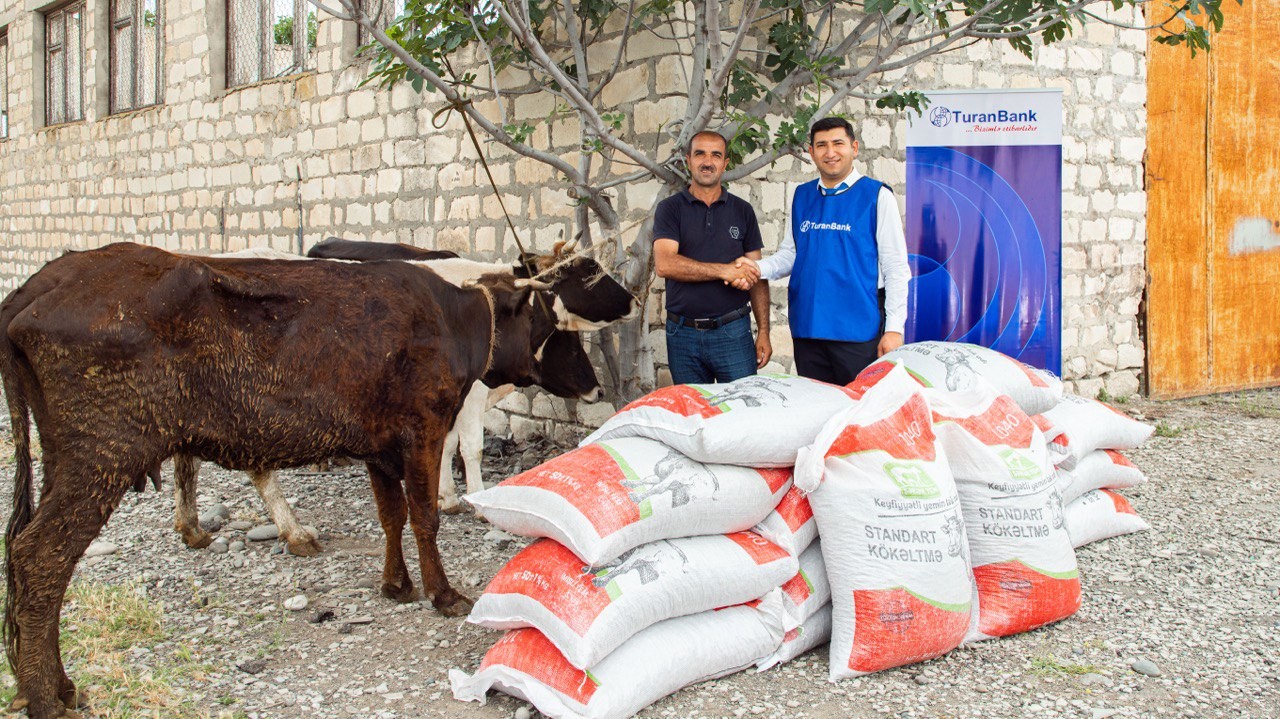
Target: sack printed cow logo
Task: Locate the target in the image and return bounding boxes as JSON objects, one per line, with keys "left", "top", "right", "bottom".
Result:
{"left": 585, "top": 540, "right": 690, "bottom": 601}
{"left": 1047, "top": 487, "right": 1066, "bottom": 530}
{"left": 622, "top": 447, "right": 721, "bottom": 516}
{"left": 883, "top": 461, "right": 941, "bottom": 500}
{"left": 705, "top": 376, "right": 790, "bottom": 410}
{"left": 941, "top": 510, "right": 967, "bottom": 559}
{"left": 933, "top": 346, "right": 982, "bottom": 391}
{"left": 729, "top": 226, "right": 741, "bottom": 240}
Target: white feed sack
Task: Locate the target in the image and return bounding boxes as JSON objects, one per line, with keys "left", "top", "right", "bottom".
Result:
{"left": 581, "top": 374, "right": 860, "bottom": 467}
{"left": 451, "top": 591, "right": 786, "bottom": 719}
{"left": 466, "top": 437, "right": 792, "bottom": 565}
{"left": 1038, "top": 394, "right": 1154, "bottom": 469}
{"left": 1064, "top": 489, "right": 1151, "bottom": 549}
{"left": 468, "top": 532, "right": 797, "bottom": 669}
{"left": 858, "top": 341, "right": 1063, "bottom": 415}
{"left": 928, "top": 386, "right": 1081, "bottom": 643}
{"left": 751, "top": 485, "right": 818, "bottom": 558}
{"left": 778, "top": 541, "right": 830, "bottom": 631}
{"left": 757, "top": 603, "right": 833, "bottom": 672}
{"left": 1055, "top": 449, "right": 1147, "bottom": 505}
{"left": 795, "top": 366, "right": 973, "bottom": 680}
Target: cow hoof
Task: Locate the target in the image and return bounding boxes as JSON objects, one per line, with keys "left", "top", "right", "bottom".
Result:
{"left": 380, "top": 581, "right": 417, "bottom": 604}
{"left": 439, "top": 501, "right": 470, "bottom": 516}
{"left": 432, "top": 590, "right": 474, "bottom": 618}
{"left": 180, "top": 530, "right": 215, "bottom": 550}
{"left": 7, "top": 694, "right": 28, "bottom": 711}
{"left": 286, "top": 537, "right": 324, "bottom": 557}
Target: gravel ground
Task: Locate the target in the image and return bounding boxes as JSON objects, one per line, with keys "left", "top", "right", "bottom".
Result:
{"left": 0, "top": 389, "right": 1277, "bottom": 719}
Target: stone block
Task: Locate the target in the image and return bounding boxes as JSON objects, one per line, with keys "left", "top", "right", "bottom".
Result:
{"left": 531, "top": 394, "right": 570, "bottom": 422}
{"left": 1103, "top": 371, "right": 1140, "bottom": 399}
{"left": 1117, "top": 343, "right": 1143, "bottom": 370}
{"left": 483, "top": 408, "right": 511, "bottom": 438}
{"left": 577, "top": 401, "right": 617, "bottom": 429}
{"left": 511, "top": 416, "right": 545, "bottom": 445}
{"left": 496, "top": 387, "right": 530, "bottom": 416}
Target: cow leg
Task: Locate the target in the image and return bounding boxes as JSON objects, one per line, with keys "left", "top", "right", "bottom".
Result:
{"left": 9, "top": 466, "right": 133, "bottom": 719}
{"left": 403, "top": 433, "right": 472, "bottom": 617}
{"left": 457, "top": 385, "right": 488, "bottom": 500}
{"left": 366, "top": 460, "right": 415, "bottom": 603}
{"left": 172, "top": 455, "right": 214, "bottom": 549}
{"left": 248, "top": 470, "right": 322, "bottom": 557}
{"left": 438, "top": 425, "right": 463, "bottom": 514}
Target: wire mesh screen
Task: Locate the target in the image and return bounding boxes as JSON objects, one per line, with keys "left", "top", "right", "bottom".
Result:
{"left": 0, "top": 32, "right": 9, "bottom": 138}
{"left": 358, "top": 0, "right": 406, "bottom": 48}
{"left": 110, "top": 0, "right": 163, "bottom": 113}
{"left": 46, "top": 3, "right": 85, "bottom": 125}
{"left": 229, "top": 0, "right": 317, "bottom": 88}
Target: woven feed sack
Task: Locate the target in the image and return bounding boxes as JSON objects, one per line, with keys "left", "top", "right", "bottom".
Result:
{"left": 467, "top": 436, "right": 792, "bottom": 565}
{"left": 1064, "top": 489, "right": 1151, "bottom": 548}
{"left": 752, "top": 485, "right": 818, "bottom": 558}
{"left": 856, "top": 342, "right": 1063, "bottom": 415}
{"left": 468, "top": 532, "right": 796, "bottom": 669}
{"left": 451, "top": 591, "right": 786, "bottom": 719}
{"left": 1037, "top": 394, "right": 1154, "bottom": 469}
{"left": 927, "top": 386, "right": 1081, "bottom": 643}
{"left": 777, "top": 540, "right": 830, "bottom": 631}
{"left": 757, "top": 603, "right": 833, "bottom": 671}
{"left": 581, "top": 374, "right": 860, "bottom": 467}
{"left": 795, "top": 365, "right": 973, "bottom": 680}
{"left": 1054, "top": 449, "right": 1147, "bottom": 505}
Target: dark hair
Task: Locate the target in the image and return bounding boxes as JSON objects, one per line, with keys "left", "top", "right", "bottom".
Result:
{"left": 685, "top": 130, "right": 729, "bottom": 156}
{"left": 808, "top": 117, "right": 856, "bottom": 146}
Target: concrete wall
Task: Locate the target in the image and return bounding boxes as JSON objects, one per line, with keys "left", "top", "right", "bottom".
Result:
{"left": 0, "top": 2, "right": 1148, "bottom": 438}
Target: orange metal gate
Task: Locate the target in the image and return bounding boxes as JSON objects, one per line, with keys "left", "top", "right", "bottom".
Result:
{"left": 1146, "top": 0, "right": 1280, "bottom": 398}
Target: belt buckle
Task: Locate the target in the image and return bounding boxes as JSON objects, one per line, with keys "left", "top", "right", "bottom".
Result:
{"left": 692, "top": 317, "right": 715, "bottom": 330}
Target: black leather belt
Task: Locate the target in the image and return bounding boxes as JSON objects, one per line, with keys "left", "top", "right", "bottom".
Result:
{"left": 667, "top": 305, "right": 751, "bottom": 330}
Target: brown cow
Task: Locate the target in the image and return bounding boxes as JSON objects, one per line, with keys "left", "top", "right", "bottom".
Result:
{"left": 0, "top": 243, "right": 544, "bottom": 718}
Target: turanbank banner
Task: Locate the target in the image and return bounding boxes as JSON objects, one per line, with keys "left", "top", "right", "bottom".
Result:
{"left": 904, "top": 89, "right": 1063, "bottom": 374}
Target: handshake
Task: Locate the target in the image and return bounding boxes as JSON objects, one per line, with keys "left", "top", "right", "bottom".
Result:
{"left": 722, "top": 257, "right": 761, "bottom": 291}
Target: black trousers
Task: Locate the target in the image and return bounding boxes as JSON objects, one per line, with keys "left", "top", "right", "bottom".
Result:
{"left": 793, "top": 290, "right": 886, "bottom": 386}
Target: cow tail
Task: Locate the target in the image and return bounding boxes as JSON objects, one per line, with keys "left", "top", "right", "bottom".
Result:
{"left": 2, "top": 371, "right": 33, "bottom": 676}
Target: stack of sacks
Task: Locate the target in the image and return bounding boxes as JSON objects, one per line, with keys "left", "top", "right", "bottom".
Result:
{"left": 1034, "top": 394, "right": 1155, "bottom": 548}
{"left": 453, "top": 373, "right": 864, "bottom": 718}
{"left": 796, "top": 366, "right": 975, "bottom": 680}
{"left": 928, "top": 385, "right": 1081, "bottom": 643}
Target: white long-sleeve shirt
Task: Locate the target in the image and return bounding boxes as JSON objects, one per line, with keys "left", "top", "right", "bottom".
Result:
{"left": 756, "top": 168, "right": 911, "bottom": 335}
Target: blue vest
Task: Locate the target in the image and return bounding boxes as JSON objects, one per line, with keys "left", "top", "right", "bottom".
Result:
{"left": 788, "top": 176, "right": 886, "bottom": 342}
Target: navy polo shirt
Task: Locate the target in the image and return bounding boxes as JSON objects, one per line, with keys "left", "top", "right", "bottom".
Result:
{"left": 652, "top": 188, "right": 764, "bottom": 319}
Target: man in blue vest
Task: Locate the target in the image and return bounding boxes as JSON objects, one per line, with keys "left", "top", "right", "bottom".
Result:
{"left": 653, "top": 131, "right": 772, "bottom": 384}
{"left": 738, "top": 117, "right": 910, "bottom": 385}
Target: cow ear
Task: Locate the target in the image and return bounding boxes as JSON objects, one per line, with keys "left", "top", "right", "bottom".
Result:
{"left": 514, "top": 253, "right": 537, "bottom": 278}
{"left": 507, "top": 285, "right": 534, "bottom": 313}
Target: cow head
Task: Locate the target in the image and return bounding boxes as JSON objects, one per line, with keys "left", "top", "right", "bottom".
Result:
{"left": 516, "top": 246, "right": 638, "bottom": 331}
{"left": 474, "top": 274, "right": 537, "bottom": 389}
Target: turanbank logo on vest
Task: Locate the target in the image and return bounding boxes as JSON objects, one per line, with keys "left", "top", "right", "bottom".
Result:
{"left": 929, "top": 106, "right": 1040, "bottom": 134}
{"left": 799, "top": 220, "right": 853, "bottom": 233}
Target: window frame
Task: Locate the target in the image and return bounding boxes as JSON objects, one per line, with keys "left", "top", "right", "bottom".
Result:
{"left": 0, "top": 28, "right": 9, "bottom": 138}
{"left": 226, "top": 0, "right": 317, "bottom": 89}
{"left": 357, "top": 0, "right": 405, "bottom": 49}
{"left": 109, "top": 0, "right": 165, "bottom": 114}
{"left": 45, "top": 1, "right": 86, "bottom": 126}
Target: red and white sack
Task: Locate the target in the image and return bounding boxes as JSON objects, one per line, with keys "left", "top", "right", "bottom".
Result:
{"left": 928, "top": 386, "right": 1081, "bottom": 643}
{"left": 1064, "top": 489, "right": 1150, "bottom": 548}
{"left": 467, "top": 437, "right": 792, "bottom": 565}
{"left": 451, "top": 591, "right": 786, "bottom": 719}
{"left": 778, "top": 541, "right": 830, "bottom": 631}
{"left": 1038, "top": 394, "right": 1154, "bottom": 469}
{"left": 757, "top": 603, "right": 833, "bottom": 671}
{"left": 469, "top": 533, "right": 796, "bottom": 669}
{"left": 1055, "top": 449, "right": 1147, "bottom": 505}
{"left": 751, "top": 485, "right": 818, "bottom": 557}
{"left": 795, "top": 366, "right": 973, "bottom": 680}
{"left": 581, "top": 374, "right": 859, "bottom": 467}
{"left": 859, "top": 342, "right": 1063, "bottom": 415}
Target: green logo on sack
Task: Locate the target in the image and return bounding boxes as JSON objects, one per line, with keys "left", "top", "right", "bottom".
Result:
{"left": 998, "top": 449, "right": 1042, "bottom": 481}
{"left": 883, "top": 461, "right": 940, "bottom": 499}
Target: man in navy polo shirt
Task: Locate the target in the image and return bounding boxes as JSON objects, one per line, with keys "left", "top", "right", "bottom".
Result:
{"left": 653, "top": 131, "right": 771, "bottom": 384}
{"left": 739, "top": 116, "right": 910, "bottom": 385}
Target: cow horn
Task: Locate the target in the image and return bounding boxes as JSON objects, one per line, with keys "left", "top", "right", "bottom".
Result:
{"left": 552, "top": 240, "right": 567, "bottom": 257}
{"left": 562, "top": 237, "right": 580, "bottom": 254}
{"left": 514, "top": 278, "right": 554, "bottom": 291}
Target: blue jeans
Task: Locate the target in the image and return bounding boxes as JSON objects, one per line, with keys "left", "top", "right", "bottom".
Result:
{"left": 665, "top": 314, "right": 757, "bottom": 384}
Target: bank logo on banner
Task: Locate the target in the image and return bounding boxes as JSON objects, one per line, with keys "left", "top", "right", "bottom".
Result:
{"left": 905, "top": 90, "right": 1063, "bottom": 375}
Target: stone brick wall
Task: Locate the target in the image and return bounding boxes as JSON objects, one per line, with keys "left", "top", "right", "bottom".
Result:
{"left": 0, "top": 2, "right": 1148, "bottom": 439}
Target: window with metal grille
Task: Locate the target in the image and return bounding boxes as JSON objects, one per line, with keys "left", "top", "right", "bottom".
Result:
{"left": 110, "top": 0, "right": 164, "bottom": 113}
{"left": 227, "top": 0, "right": 318, "bottom": 88}
{"left": 358, "top": 0, "right": 405, "bottom": 48}
{"left": 46, "top": 2, "right": 86, "bottom": 125}
{"left": 1, "top": 29, "right": 9, "bottom": 138}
